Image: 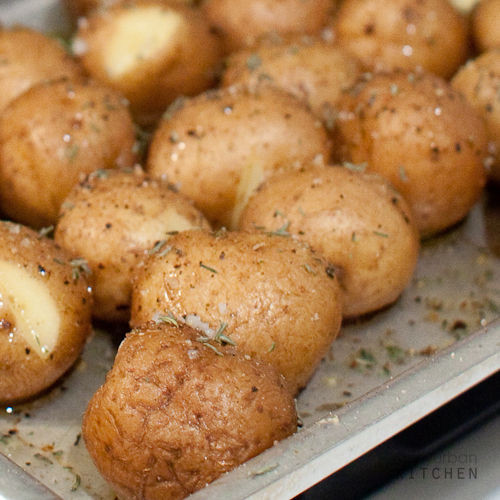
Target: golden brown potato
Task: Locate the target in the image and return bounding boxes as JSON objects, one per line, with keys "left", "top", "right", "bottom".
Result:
{"left": 201, "top": 0, "right": 335, "bottom": 53}
{"left": 130, "top": 230, "right": 343, "bottom": 393}
{"left": 336, "top": 71, "right": 487, "bottom": 237}
{"left": 0, "top": 78, "right": 137, "bottom": 229}
{"left": 146, "top": 86, "right": 332, "bottom": 228}
{"left": 55, "top": 167, "right": 211, "bottom": 322}
{"left": 83, "top": 322, "right": 297, "bottom": 500}
{"left": 0, "top": 221, "right": 92, "bottom": 404}
{"left": 73, "top": 0, "right": 222, "bottom": 126}
{"left": 63, "top": 0, "right": 200, "bottom": 21}
{"left": 239, "top": 165, "right": 420, "bottom": 318}
{"left": 334, "top": 0, "right": 469, "bottom": 79}
{"left": 452, "top": 50, "right": 500, "bottom": 183}
{"left": 0, "top": 26, "right": 83, "bottom": 115}
{"left": 472, "top": 0, "right": 500, "bottom": 52}
{"left": 221, "top": 36, "right": 363, "bottom": 127}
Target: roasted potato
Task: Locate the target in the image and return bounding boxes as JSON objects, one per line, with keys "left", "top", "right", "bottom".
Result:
{"left": 221, "top": 35, "right": 363, "bottom": 127}
{"left": 239, "top": 165, "right": 420, "bottom": 318}
{"left": 0, "top": 78, "right": 137, "bottom": 229}
{"left": 201, "top": 0, "right": 335, "bottom": 53}
{"left": 0, "top": 26, "right": 83, "bottom": 116}
{"left": 73, "top": 0, "right": 222, "bottom": 126}
{"left": 336, "top": 71, "right": 487, "bottom": 237}
{"left": 0, "top": 221, "right": 92, "bottom": 404}
{"left": 472, "top": 0, "right": 500, "bottom": 52}
{"left": 452, "top": 49, "right": 500, "bottom": 183}
{"left": 83, "top": 322, "right": 297, "bottom": 500}
{"left": 146, "top": 86, "right": 332, "bottom": 228}
{"left": 130, "top": 230, "right": 343, "bottom": 393}
{"left": 55, "top": 167, "right": 211, "bottom": 322}
{"left": 334, "top": 0, "right": 469, "bottom": 79}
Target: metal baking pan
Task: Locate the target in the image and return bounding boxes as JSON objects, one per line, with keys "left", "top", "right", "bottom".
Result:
{"left": 0, "top": 1, "right": 499, "bottom": 498}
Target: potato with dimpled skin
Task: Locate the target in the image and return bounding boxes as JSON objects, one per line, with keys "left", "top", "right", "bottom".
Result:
{"left": 334, "top": 0, "right": 469, "bottom": 79}
{"left": 239, "top": 165, "right": 420, "bottom": 318}
{"left": 335, "top": 70, "right": 487, "bottom": 237}
{"left": 83, "top": 322, "right": 297, "bottom": 500}
{"left": 130, "top": 229, "right": 343, "bottom": 394}
{"left": 0, "top": 78, "right": 137, "bottom": 229}
{"left": 221, "top": 35, "right": 363, "bottom": 127}
{"left": 452, "top": 50, "right": 500, "bottom": 183}
{"left": 0, "top": 221, "right": 92, "bottom": 404}
{"left": 0, "top": 27, "right": 83, "bottom": 116}
{"left": 472, "top": 0, "right": 500, "bottom": 53}
{"left": 146, "top": 86, "right": 332, "bottom": 229}
{"left": 201, "top": 0, "right": 335, "bottom": 53}
{"left": 73, "top": 0, "right": 222, "bottom": 127}
{"left": 55, "top": 167, "right": 211, "bottom": 323}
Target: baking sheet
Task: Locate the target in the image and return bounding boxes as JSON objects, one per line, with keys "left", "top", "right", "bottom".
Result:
{"left": 0, "top": 1, "right": 499, "bottom": 498}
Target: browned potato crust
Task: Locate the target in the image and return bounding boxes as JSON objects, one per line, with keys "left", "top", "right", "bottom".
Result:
{"left": 130, "top": 230, "right": 343, "bottom": 393}
{"left": 83, "top": 323, "right": 297, "bottom": 500}
{"left": 334, "top": 0, "right": 469, "bottom": 79}
{"left": 55, "top": 167, "right": 211, "bottom": 322}
{"left": 0, "top": 78, "right": 137, "bottom": 229}
{"left": 336, "top": 71, "right": 487, "bottom": 237}
{"left": 452, "top": 50, "right": 500, "bottom": 183}
{"left": 472, "top": 0, "right": 500, "bottom": 52}
{"left": 201, "top": 0, "right": 335, "bottom": 53}
{"left": 0, "top": 27, "right": 83, "bottom": 116}
{"left": 73, "top": 0, "right": 222, "bottom": 126}
{"left": 0, "top": 221, "right": 92, "bottom": 404}
{"left": 239, "top": 165, "right": 420, "bottom": 318}
{"left": 146, "top": 86, "right": 332, "bottom": 228}
{"left": 221, "top": 36, "right": 363, "bottom": 127}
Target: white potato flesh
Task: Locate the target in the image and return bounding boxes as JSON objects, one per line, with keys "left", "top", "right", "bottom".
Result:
{"left": 104, "top": 6, "right": 183, "bottom": 78}
{"left": 0, "top": 260, "right": 60, "bottom": 358}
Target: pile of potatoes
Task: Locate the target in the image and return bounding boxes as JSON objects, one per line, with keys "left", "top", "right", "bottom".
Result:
{"left": 0, "top": 0, "right": 498, "bottom": 497}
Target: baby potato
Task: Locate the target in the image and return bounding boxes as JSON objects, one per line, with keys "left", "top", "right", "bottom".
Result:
{"left": 472, "top": 0, "right": 500, "bottom": 52}
{"left": 83, "top": 323, "right": 297, "bottom": 500}
{"left": 239, "top": 165, "right": 420, "bottom": 318}
{"left": 146, "top": 86, "right": 332, "bottom": 228}
{"left": 73, "top": 0, "right": 222, "bottom": 126}
{"left": 0, "top": 27, "right": 83, "bottom": 116}
{"left": 0, "top": 221, "right": 92, "bottom": 404}
{"left": 0, "top": 78, "right": 137, "bottom": 229}
{"left": 334, "top": 0, "right": 469, "bottom": 79}
{"left": 201, "top": 0, "right": 335, "bottom": 53}
{"left": 55, "top": 167, "right": 211, "bottom": 323}
{"left": 130, "top": 230, "right": 343, "bottom": 393}
{"left": 221, "top": 36, "right": 363, "bottom": 127}
{"left": 336, "top": 71, "right": 487, "bottom": 237}
{"left": 452, "top": 50, "right": 500, "bottom": 183}
{"left": 63, "top": 0, "right": 199, "bottom": 21}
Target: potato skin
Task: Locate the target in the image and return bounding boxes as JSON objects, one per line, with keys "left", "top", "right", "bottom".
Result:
{"left": 452, "top": 50, "right": 500, "bottom": 183}
{"left": 222, "top": 36, "right": 363, "bottom": 126}
{"left": 472, "top": 0, "right": 500, "bottom": 53}
{"left": 0, "top": 222, "right": 92, "bottom": 404}
{"left": 74, "top": 0, "right": 222, "bottom": 126}
{"left": 0, "top": 78, "right": 137, "bottom": 229}
{"left": 55, "top": 167, "right": 211, "bottom": 322}
{"left": 131, "top": 230, "right": 343, "bottom": 393}
{"left": 336, "top": 71, "right": 487, "bottom": 237}
{"left": 146, "top": 86, "right": 332, "bottom": 228}
{"left": 83, "top": 323, "right": 297, "bottom": 500}
{"left": 239, "top": 165, "right": 420, "bottom": 318}
{"left": 0, "top": 27, "right": 83, "bottom": 116}
{"left": 201, "top": 0, "right": 335, "bottom": 53}
{"left": 334, "top": 0, "right": 469, "bottom": 79}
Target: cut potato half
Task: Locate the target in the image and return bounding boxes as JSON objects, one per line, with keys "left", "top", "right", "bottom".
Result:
{"left": 0, "top": 260, "right": 60, "bottom": 358}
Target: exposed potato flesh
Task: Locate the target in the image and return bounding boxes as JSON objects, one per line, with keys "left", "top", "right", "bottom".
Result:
{"left": 103, "top": 6, "right": 182, "bottom": 78}
{"left": 0, "top": 260, "right": 61, "bottom": 357}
